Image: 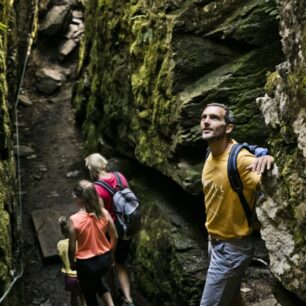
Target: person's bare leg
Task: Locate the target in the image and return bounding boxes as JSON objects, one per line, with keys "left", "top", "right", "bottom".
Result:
{"left": 116, "top": 263, "right": 133, "bottom": 303}
{"left": 101, "top": 291, "right": 115, "bottom": 306}
{"left": 79, "top": 292, "right": 87, "bottom": 306}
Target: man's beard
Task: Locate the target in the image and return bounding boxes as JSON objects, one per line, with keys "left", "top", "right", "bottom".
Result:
{"left": 202, "top": 126, "right": 227, "bottom": 142}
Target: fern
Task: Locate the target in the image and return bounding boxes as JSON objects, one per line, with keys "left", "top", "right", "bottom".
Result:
{"left": 264, "top": 0, "right": 279, "bottom": 20}
{"left": 0, "top": 22, "right": 7, "bottom": 31}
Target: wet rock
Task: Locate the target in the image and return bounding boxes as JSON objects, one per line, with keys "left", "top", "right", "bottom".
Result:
{"left": 13, "top": 145, "right": 35, "bottom": 157}
{"left": 65, "top": 23, "right": 79, "bottom": 38}
{"left": 39, "top": 0, "right": 53, "bottom": 17}
{"left": 39, "top": 299, "right": 52, "bottom": 306}
{"left": 251, "top": 297, "right": 280, "bottom": 306}
{"left": 58, "top": 39, "right": 78, "bottom": 61}
{"left": 38, "top": 165, "right": 48, "bottom": 172}
{"left": 18, "top": 94, "right": 32, "bottom": 107}
{"left": 35, "top": 68, "right": 66, "bottom": 94}
{"left": 171, "top": 35, "right": 239, "bottom": 92}
{"left": 39, "top": 5, "right": 71, "bottom": 36}
{"left": 14, "top": 121, "right": 26, "bottom": 128}
{"left": 72, "top": 23, "right": 84, "bottom": 39}
{"left": 66, "top": 170, "right": 80, "bottom": 178}
{"left": 72, "top": 10, "right": 83, "bottom": 19}
{"left": 27, "top": 154, "right": 37, "bottom": 160}
{"left": 72, "top": 16, "right": 82, "bottom": 24}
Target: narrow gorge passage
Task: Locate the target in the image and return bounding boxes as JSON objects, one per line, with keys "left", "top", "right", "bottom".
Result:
{"left": 15, "top": 32, "right": 290, "bottom": 306}
{"left": 16, "top": 30, "right": 149, "bottom": 306}
{"left": 18, "top": 36, "right": 87, "bottom": 305}
{"left": 11, "top": 3, "right": 304, "bottom": 306}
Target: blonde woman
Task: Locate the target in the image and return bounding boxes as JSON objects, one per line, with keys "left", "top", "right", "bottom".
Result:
{"left": 68, "top": 180, "right": 117, "bottom": 306}
{"left": 85, "top": 154, "right": 135, "bottom": 306}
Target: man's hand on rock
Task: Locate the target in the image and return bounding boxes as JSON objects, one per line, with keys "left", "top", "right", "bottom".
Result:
{"left": 247, "top": 155, "right": 274, "bottom": 174}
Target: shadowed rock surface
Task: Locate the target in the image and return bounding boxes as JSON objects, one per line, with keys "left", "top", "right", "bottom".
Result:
{"left": 256, "top": 0, "right": 306, "bottom": 301}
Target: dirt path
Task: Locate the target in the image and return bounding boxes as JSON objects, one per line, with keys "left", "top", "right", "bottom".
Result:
{"left": 18, "top": 37, "right": 87, "bottom": 306}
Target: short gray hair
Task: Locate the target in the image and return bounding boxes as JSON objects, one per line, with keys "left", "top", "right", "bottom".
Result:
{"left": 205, "top": 103, "right": 235, "bottom": 124}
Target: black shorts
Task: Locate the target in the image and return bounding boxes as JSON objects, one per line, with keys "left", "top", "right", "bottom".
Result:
{"left": 115, "top": 238, "right": 132, "bottom": 265}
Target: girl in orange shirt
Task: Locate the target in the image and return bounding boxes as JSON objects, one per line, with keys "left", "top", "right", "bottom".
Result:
{"left": 68, "top": 180, "right": 117, "bottom": 306}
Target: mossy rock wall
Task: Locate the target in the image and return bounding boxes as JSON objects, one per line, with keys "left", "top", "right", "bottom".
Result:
{"left": 133, "top": 179, "right": 207, "bottom": 305}
{"left": 72, "top": 0, "right": 284, "bottom": 194}
{"left": 0, "top": 0, "right": 16, "bottom": 303}
{"left": 0, "top": 0, "right": 38, "bottom": 305}
{"left": 256, "top": 0, "right": 306, "bottom": 301}
{"left": 106, "top": 158, "right": 207, "bottom": 306}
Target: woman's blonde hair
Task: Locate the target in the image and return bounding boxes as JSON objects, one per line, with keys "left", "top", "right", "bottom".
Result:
{"left": 85, "top": 153, "right": 108, "bottom": 172}
{"left": 73, "top": 180, "right": 104, "bottom": 218}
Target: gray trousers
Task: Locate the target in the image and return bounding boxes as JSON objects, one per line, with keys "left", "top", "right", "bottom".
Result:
{"left": 200, "top": 236, "right": 254, "bottom": 306}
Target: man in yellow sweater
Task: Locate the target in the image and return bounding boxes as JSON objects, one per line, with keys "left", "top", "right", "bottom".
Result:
{"left": 199, "top": 103, "right": 274, "bottom": 306}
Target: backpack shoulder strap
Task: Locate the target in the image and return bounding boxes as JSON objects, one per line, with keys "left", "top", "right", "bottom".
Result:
{"left": 228, "top": 143, "right": 252, "bottom": 226}
{"left": 94, "top": 180, "right": 115, "bottom": 196}
{"left": 114, "top": 172, "right": 124, "bottom": 188}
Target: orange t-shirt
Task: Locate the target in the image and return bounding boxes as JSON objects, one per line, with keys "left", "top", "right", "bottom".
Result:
{"left": 70, "top": 211, "right": 111, "bottom": 259}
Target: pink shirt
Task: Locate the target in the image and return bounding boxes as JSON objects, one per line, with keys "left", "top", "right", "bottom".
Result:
{"left": 70, "top": 211, "right": 111, "bottom": 259}
{"left": 94, "top": 172, "right": 128, "bottom": 221}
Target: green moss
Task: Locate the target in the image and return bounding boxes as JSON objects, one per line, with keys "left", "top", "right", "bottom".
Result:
{"left": 265, "top": 71, "right": 282, "bottom": 97}
{"left": 302, "top": 23, "right": 306, "bottom": 60}
{"left": 82, "top": 123, "right": 100, "bottom": 155}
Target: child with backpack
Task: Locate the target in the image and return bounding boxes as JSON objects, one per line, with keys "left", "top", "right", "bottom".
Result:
{"left": 57, "top": 216, "right": 86, "bottom": 306}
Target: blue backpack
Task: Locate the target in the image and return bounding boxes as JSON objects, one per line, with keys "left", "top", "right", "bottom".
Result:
{"left": 205, "top": 143, "right": 268, "bottom": 226}
{"left": 94, "top": 172, "right": 141, "bottom": 240}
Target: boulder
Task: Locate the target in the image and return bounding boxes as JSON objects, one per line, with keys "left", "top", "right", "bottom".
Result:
{"left": 65, "top": 23, "right": 79, "bottom": 39}
{"left": 35, "top": 68, "right": 66, "bottom": 94}
{"left": 18, "top": 94, "right": 32, "bottom": 107}
{"left": 58, "top": 39, "right": 78, "bottom": 61}
{"left": 13, "top": 145, "right": 35, "bottom": 157}
{"left": 39, "top": 5, "right": 71, "bottom": 36}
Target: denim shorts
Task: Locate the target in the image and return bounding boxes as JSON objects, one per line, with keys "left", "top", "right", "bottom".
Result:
{"left": 200, "top": 235, "right": 254, "bottom": 306}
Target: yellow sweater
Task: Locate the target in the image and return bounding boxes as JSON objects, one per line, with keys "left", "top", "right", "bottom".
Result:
{"left": 202, "top": 140, "right": 261, "bottom": 239}
{"left": 57, "top": 239, "right": 77, "bottom": 277}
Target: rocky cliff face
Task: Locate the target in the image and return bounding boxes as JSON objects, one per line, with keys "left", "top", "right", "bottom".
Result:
{"left": 71, "top": 0, "right": 306, "bottom": 304}
{"left": 73, "top": 0, "right": 283, "bottom": 194}
{"left": 256, "top": 0, "right": 306, "bottom": 301}
{"left": 0, "top": 0, "right": 38, "bottom": 304}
